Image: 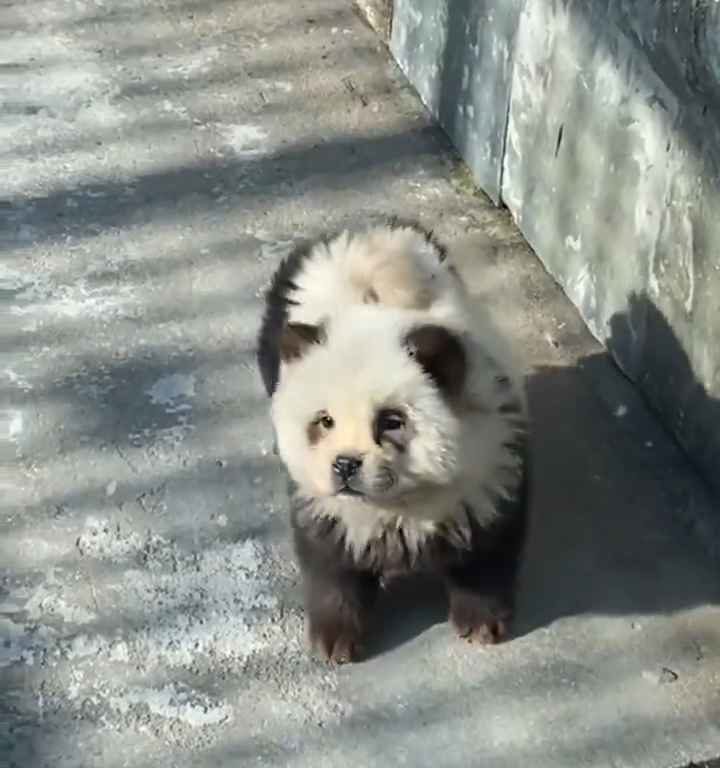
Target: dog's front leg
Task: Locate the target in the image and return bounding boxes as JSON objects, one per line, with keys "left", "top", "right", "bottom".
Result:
{"left": 302, "top": 563, "right": 378, "bottom": 663}
{"left": 443, "top": 497, "right": 527, "bottom": 645}
{"left": 444, "top": 553, "right": 518, "bottom": 644}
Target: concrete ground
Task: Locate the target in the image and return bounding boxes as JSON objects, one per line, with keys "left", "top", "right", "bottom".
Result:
{"left": 2, "top": 0, "right": 719, "bottom": 766}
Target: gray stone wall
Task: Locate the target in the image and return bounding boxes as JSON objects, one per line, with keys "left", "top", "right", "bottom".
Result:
{"left": 390, "top": 0, "right": 720, "bottom": 497}
{"left": 390, "top": 0, "right": 522, "bottom": 202}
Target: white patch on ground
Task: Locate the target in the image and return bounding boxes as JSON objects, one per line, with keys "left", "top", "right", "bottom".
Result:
{"left": 10, "top": 274, "right": 139, "bottom": 328}
{"left": 120, "top": 538, "right": 276, "bottom": 669}
{"left": 75, "top": 517, "right": 148, "bottom": 561}
{"left": 75, "top": 97, "right": 127, "bottom": 131}
{"left": 145, "top": 373, "right": 196, "bottom": 412}
{"left": 256, "top": 79, "right": 294, "bottom": 95}
{"left": 161, "top": 99, "right": 189, "bottom": 118}
{"left": 257, "top": 238, "right": 294, "bottom": 263}
{"left": 108, "top": 640, "right": 131, "bottom": 663}
{"left": 0, "top": 31, "right": 120, "bottom": 184}
{"left": 1, "top": 409, "right": 24, "bottom": 441}
{"left": 18, "top": 532, "right": 279, "bottom": 670}
{"left": 0, "top": 265, "right": 29, "bottom": 292}
{"left": 1, "top": 409, "right": 25, "bottom": 461}
{"left": 12, "top": 536, "right": 69, "bottom": 564}
{"left": 4, "top": 369, "right": 33, "bottom": 391}
{"left": 216, "top": 123, "right": 269, "bottom": 157}
{"left": 1, "top": 33, "right": 110, "bottom": 113}
{"left": 129, "top": 419, "right": 195, "bottom": 450}
{"left": 166, "top": 46, "right": 222, "bottom": 77}
{"left": 25, "top": 578, "right": 96, "bottom": 625}
{"left": 0, "top": 598, "right": 23, "bottom": 613}
{"left": 2, "top": 533, "right": 284, "bottom": 690}
{"left": 110, "top": 683, "right": 233, "bottom": 727}
{"left": 614, "top": 404, "right": 629, "bottom": 418}
{"left": 65, "top": 633, "right": 107, "bottom": 661}
{"left": 66, "top": 669, "right": 85, "bottom": 701}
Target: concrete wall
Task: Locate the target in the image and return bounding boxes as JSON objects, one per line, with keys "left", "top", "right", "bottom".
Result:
{"left": 389, "top": 0, "right": 522, "bottom": 202}
{"left": 389, "top": 0, "right": 720, "bottom": 498}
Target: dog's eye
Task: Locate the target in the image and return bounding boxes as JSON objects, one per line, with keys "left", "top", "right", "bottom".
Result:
{"left": 314, "top": 412, "right": 334, "bottom": 430}
{"left": 377, "top": 409, "right": 405, "bottom": 434}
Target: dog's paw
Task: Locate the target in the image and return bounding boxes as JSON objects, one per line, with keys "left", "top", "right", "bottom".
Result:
{"left": 449, "top": 591, "right": 512, "bottom": 645}
{"left": 307, "top": 616, "right": 365, "bottom": 664}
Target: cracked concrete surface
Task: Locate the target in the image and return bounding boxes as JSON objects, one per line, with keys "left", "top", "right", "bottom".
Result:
{"left": 1, "top": 1, "right": 719, "bottom": 766}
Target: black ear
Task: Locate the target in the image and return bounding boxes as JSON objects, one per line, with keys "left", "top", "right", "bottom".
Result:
{"left": 279, "top": 322, "right": 326, "bottom": 363}
{"left": 404, "top": 325, "right": 467, "bottom": 399}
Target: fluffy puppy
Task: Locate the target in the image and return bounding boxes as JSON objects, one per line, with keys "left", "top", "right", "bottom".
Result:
{"left": 257, "top": 221, "right": 528, "bottom": 663}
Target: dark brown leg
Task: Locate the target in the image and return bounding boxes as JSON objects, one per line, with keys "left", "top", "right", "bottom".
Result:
{"left": 303, "top": 565, "right": 378, "bottom": 663}
{"left": 291, "top": 502, "right": 380, "bottom": 663}
{"left": 445, "top": 466, "right": 528, "bottom": 645}
{"left": 445, "top": 555, "right": 517, "bottom": 644}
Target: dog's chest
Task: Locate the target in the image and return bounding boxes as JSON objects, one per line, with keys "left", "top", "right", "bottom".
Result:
{"left": 330, "top": 503, "right": 473, "bottom": 574}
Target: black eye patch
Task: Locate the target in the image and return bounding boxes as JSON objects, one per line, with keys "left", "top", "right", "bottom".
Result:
{"left": 307, "top": 411, "right": 334, "bottom": 445}
{"left": 374, "top": 408, "right": 406, "bottom": 448}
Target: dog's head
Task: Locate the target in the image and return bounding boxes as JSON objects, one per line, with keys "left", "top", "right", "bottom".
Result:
{"left": 271, "top": 307, "right": 467, "bottom": 505}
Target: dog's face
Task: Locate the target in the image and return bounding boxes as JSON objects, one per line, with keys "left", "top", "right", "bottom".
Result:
{"left": 271, "top": 309, "right": 467, "bottom": 505}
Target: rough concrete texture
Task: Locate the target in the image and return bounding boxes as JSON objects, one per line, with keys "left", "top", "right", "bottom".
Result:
{"left": 390, "top": 0, "right": 720, "bottom": 505}
{"left": 354, "top": 0, "right": 393, "bottom": 40}
{"left": 390, "top": 0, "right": 520, "bottom": 203}
{"left": 1, "top": 1, "right": 720, "bottom": 766}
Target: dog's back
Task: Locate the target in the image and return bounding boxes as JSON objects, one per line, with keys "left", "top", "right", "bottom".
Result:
{"left": 257, "top": 220, "right": 462, "bottom": 396}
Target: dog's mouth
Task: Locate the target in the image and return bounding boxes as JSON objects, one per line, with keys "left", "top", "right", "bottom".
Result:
{"left": 334, "top": 469, "right": 396, "bottom": 500}
{"left": 336, "top": 485, "right": 366, "bottom": 498}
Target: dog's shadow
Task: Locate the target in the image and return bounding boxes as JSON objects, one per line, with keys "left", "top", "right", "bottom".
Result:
{"left": 363, "top": 303, "right": 720, "bottom": 657}
{"left": 368, "top": 575, "right": 449, "bottom": 656}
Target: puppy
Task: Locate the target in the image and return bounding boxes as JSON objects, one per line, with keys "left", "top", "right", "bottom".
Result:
{"left": 257, "top": 220, "right": 528, "bottom": 663}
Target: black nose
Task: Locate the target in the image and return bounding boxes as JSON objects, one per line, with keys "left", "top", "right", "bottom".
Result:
{"left": 332, "top": 455, "right": 362, "bottom": 481}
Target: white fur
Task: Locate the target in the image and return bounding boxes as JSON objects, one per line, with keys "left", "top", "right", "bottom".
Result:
{"left": 271, "top": 225, "right": 526, "bottom": 561}
{"left": 287, "top": 226, "right": 467, "bottom": 327}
